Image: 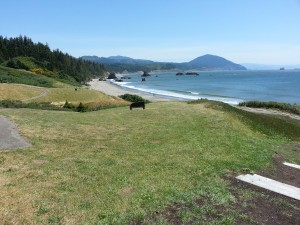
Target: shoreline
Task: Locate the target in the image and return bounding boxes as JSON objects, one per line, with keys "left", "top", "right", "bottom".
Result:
{"left": 88, "top": 79, "right": 172, "bottom": 102}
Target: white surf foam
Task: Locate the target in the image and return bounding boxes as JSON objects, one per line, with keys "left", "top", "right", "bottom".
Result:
{"left": 110, "top": 80, "right": 243, "bottom": 105}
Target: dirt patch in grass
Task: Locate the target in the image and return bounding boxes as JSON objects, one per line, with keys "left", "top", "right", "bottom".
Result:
{"left": 229, "top": 175, "right": 300, "bottom": 225}
{"left": 118, "top": 187, "right": 134, "bottom": 196}
{"left": 259, "top": 154, "right": 300, "bottom": 188}
{"left": 131, "top": 154, "right": 300, "bottom": 225}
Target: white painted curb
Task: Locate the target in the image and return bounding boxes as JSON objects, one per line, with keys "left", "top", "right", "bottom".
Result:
{"left": 236, "top": 174, "right": 300, "bottom": 201}
{"left": 283, "top": 162, "right": 300, "bottom": 170}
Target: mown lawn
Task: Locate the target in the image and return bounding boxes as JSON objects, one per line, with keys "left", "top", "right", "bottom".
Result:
{"left": 0, "top": 101, "right": 298, "bottom": 224}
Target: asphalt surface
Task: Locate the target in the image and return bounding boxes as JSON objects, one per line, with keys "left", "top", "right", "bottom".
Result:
{"left": 0, "top": 116, "right": 31, "bottom": 150}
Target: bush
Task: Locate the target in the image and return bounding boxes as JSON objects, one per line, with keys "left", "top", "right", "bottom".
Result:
{"left": 6, "top": 58, "right": 29, "bottom": 70}
{"left": 118, "top": 94, "right": 151, "bottom": 104}
{"left": 76, "top": 102, "right": 87, "bottom": 112}
{"left": 63, "top": 100, "right": 75, "bottom": 109}
{"left": 0, "top": 99, "right": 69, "bottom": 111}
{"left": 0, "top": 99, "right": 125, "bottom": 113}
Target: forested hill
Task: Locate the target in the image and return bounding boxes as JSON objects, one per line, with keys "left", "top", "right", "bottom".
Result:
{"left": 0, "top": 36, "right": 106, "bottom": 83}
{"left": 82, "top": 54, "right": 246, "bottom": 73}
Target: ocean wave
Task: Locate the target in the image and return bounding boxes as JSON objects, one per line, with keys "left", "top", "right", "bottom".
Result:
{"left": 110, "top": 80, "right": 242, "bottom": 105}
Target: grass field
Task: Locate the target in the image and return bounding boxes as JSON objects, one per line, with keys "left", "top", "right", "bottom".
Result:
{"left": 1, "top": 100, "right": 299, "bottom": 224}
{"left": 0, "top": 83, "right": 42, "bottom": 101}
{"left": 33, "top": 86, "right": 129, "bottom": 106}
{"left": 0, "top": 83, "right": 129, "bottom": 109}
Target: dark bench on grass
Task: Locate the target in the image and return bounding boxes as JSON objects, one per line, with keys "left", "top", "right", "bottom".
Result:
{"left": 130, "top": 102, "right": 145, "bottom": 110}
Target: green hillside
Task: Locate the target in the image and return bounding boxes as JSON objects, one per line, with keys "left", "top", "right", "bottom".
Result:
{"left": 0, "top": 36, "right": 106, "bottom": 85}
{"left": 0, "top": 65, "right": 55, "bottom": 87}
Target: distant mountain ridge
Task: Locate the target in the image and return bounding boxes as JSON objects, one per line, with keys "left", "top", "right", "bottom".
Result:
{"left": 186, "top": 54, "right": 246, "bottom": 70}
{"left": 81, "top": 55, "right": 155, "bottom": 65}
{"left": 81, "top": 54, "right": 246, "bottom": 72}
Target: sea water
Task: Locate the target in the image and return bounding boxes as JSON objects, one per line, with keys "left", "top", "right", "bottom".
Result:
{"left": 111, "top": 70, "right": 300, "bottom": 105}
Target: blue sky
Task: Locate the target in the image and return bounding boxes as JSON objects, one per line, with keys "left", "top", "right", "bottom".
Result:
{"left": 1, "top": 0, "right": 300, "bottom": 64}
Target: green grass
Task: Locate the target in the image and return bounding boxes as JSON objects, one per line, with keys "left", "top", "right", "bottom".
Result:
{"left": 190, "top": 99, "right": 300, "bottom": 141}
{"left": 0, "top": 65, "right": 54, "bottom": 87}
{"left": 12, "top": 56, "right": 44, "bottom": 69}
{"left": 0, "top": 101, "right": 299, "bottom": 224}
{"left": 0, "top": 65, "right": 80, "bottom": 87}
{"left": 238, "top": 100, "right": 300, "bottom": 116}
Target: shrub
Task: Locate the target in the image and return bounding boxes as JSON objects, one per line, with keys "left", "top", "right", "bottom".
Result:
{"left": 118, "top": 94, "right": 151, "bottom": 104}
{"left": 0, "top": 99, "right": 70, "bottom": 111}
{"left": 6, "top": 58, "right": 29, "bottom": 70}
{"left": 63, "top": 100, "right": 75, "bottom": 109}
{"left": 76, "top": 102, "right": 87, "bottom": 112}
{"left": 0, "top": 99, "right": 125, "bottom": 113}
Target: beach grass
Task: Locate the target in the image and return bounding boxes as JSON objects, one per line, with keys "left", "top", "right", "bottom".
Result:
{"left": 0, "top": 83, "right": 42, "bottom": 101}
{"left": 0, "top": 100, "right": 298, "bottom": 224}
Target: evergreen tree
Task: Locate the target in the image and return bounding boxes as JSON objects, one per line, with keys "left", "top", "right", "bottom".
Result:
{"left": 0, "top": 35, "right": 106, "bottom": 83}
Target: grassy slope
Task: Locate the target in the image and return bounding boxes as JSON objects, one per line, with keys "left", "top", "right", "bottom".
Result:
{"left": 1, "top": 101, "right": 298, "bottom": 224}
{"left": 0, "top": 81, "right": 129, "bottom": 108}
{"left": 0, "top": 83, "right": 42, "bottom": 101}
{"left": 0, "top": 65, "right": 55, "bottom": 87}
{"left": 0, "top": 65, "right": 80, "bottom": 87}
{"left": 33, "top": 87, "right": 128, "bottom": 106}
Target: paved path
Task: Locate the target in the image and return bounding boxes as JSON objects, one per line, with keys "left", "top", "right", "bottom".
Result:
{"left": 0, "top": 116, "right": 31, "bottom": 150}
{"left": 0, "top": 84, "right": 47, "bottom": 150}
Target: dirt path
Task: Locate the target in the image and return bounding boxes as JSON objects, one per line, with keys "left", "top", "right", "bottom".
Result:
{"left": 21, "top": 86, "right": 48, "bottom": 102}
{"left": 0, "top": 116, "right": 31, "bottom": 149}
{"left": 238, "top": 106, "right": 300, "bottom": 121}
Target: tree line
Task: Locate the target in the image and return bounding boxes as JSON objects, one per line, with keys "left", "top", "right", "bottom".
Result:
{"left": 0, "top": 35, "right": 106, "bottom": 82}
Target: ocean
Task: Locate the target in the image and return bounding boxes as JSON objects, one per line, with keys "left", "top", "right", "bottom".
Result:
{"left": 111, "top": 70, "right": 300, "bottom": 105}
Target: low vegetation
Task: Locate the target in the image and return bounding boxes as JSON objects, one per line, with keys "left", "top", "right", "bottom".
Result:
{"left": 119, "top": 93, "right": 151, "bottom": 103}
{"left": 0, "top": 99, "right": 299, "bottom": 224}
{"left": 0, "top": 65, "right": 54, "bottom": 87}
{"left": 190, "top": 99, "right": 300, "bottom": 141}
{"left": 238, "top": 100, "right": 300, "bottom": 116}
{"left": 0, "top": 99, "right": 69, "bottom": 111}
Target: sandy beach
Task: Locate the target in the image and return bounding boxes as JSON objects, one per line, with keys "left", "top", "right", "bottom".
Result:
{"left": 88, "top": 79, "right": 171, "bottom": 102}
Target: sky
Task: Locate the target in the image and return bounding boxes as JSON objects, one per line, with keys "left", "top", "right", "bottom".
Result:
{"left": 1, "top": 0, "right": 300, "bottom": 64}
